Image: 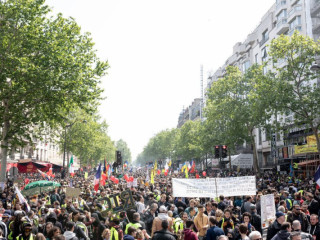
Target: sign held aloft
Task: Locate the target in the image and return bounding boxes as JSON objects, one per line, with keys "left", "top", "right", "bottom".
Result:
{"left": 97, "top": 189, "right": 135, "bottom": 212}
{"left": 172, "top": 176, "right": 256, "bottom": 198}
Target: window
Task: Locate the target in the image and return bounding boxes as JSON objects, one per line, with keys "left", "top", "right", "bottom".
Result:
{"left": 262, "top": 30, "right": 269, "bottom": 42}
{"left": 255, "top": 54, "right": 258, "bottom": 64}
{"left": 277, "top": 9, "right": 287, "bottom": 21}
{"left": 289, "top": 15, "right": 301, "bottom": 29}
{"left": 289, "top": 15, "right": 302, "bottom": 35}
{"left": 261, "top": 47, "right": 267, "bottom": 62}
{"left": 242, "top": 61, "right": 251, "bottom": 73}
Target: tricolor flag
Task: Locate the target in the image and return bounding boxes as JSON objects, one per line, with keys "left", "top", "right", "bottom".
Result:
{"left": 314, "top": 166, "right": 320, "bottom": 189}
{"left": 69, "top": 156, "right": 75, "bottom": 177}
{"left": 94, "top": 163, "right": 102, "bottom": 192}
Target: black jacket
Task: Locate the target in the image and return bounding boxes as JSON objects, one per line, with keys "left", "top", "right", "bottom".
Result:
{"left": 152, "top": 230, "right": 177, "bottom": 240}
{"left": 271, "top": 230, "right": 290, "bottom": 240}
{"left": 267, "top": 220, "right": 282, "bottom": 240}
{"left": 307, "top": 223, "right": 320, "bottom": 240}
{"left": 287, "top": 212, "right": 309, "bottom": 232}
{"left": 46, "top": 212, "right": 64, "bottom": 233}
{"left": 91, "top": 213, "right": 106, "bottom": 240}
{"left": 308, "top": 199, "right": 319, "bottom": 215}
{"left": 251, "top": 212, "right": 262, "bottom": 234}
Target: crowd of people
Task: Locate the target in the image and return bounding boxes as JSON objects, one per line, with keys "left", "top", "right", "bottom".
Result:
{"left": 0, "top": 167, "right": 318, "bottom": 240}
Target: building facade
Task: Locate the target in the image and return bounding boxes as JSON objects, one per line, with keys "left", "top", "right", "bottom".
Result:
{"left": 177, "top": 98, "right": 202, "bottom": 128}
{"left": 205, "top": 0, "right": 320, "bottom": 172}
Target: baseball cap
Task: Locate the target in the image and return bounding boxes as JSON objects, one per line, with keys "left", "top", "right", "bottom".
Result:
{"left": 276, "top": 212, "right": 285, "bottom": 218}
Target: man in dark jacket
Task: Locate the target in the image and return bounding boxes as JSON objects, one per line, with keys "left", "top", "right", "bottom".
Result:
{"left": 307, "top": 214, "right": 320, "bottom": 240}
{"left": 287, "top": 205, "right": 309, "bottom": 232}
{"left": 91, "top": 213, "right": 106, "bottom": 240}
{"left": 143, "top": 203, "right": 158, "bottom": 235}
{"left": 306, "top": 194, "right": 319, "bottom": 216}
{"left": 46, "top": 212, "right": 63, "bottom": 232}
{"left": 206, "top": 216, "right": 224, "bottom": 240}
{"left": 267, "top": 212, "right": 286, "bottom": 240}
{"left": 250, "top": 205, "right": 262, "bottom": 234}
{"left": 271, "top": 222, "right": 291, "bottom": 240}
{"left": 152, "top": 220, "right": 177, "bottom": 240}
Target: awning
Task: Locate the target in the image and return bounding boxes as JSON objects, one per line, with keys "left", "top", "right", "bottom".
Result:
{"left": 298, "top": 159, "right": 320, "bottom": 166}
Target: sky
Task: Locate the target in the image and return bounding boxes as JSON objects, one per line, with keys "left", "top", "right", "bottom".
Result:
{"left": 46, "top": 0, "right": 275, "bottom": 161}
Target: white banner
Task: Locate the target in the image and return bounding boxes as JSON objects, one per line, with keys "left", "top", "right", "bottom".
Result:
{"left": 172, "top": 176, "right": 256, "bottom": 198}
{"left": 261, "top": 194, "right": 276, "bottom": 228}
{"left": 172, "top": 178, "right": 217, "bottom": 198}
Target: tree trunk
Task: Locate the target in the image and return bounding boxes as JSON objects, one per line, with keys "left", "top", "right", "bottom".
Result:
{"left": 0, "top": 120, "right": 9, "bottom": 183}
{"left": 229, "top": 150, "right": 232, "bottom": 170}
{"left": 312, "top": 127, "right": 320, "bottom": 153}
{"left": 251, "top": 132, "right": 260, "bottom": 177}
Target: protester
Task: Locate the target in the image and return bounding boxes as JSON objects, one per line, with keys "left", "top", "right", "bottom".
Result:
{"left": 206, "top": 216, "right": 224, "bottom": 240}
{"left": 270, "top": 222, "right": 291, "bottom": 240}
{"left": 152, "top": 220, "right": 176, "bottom": 240}
{"left": 267, "top": 212, "right": 286, "bottom": 240}
{"left": 182, "top": 220, "right": 198, "bottom": 240}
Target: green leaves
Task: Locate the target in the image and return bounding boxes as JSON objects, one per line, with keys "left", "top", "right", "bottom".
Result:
{"left": 0, "top": 0, "right": 108, "bottom": 147}
{"left": 268, "top": 31, "right": 320, "bottom": 151}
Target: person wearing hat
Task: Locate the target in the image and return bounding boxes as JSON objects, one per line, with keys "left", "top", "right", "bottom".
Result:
{"left": 267, "top": 212, "right": 286, "bottom": 240}
{"left": 151, "top": 206, "right": 173, "bottom": 237}
{"left": 250, "top": 205, "right": 262, "bottom": 234}
{"left": 16, "top": 222, "right": 35, "bottom": 240}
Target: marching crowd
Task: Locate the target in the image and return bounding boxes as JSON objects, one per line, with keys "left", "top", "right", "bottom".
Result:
{"left": 0, "top": 167, "right": 318, "bottom": 240}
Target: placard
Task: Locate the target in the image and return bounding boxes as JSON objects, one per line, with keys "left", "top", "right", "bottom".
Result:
{"left": 172, "top": 176, "right": 256, "bottom": 198}
{"left": 261, "top": 194, "right": 276, "bottom": 228}
{"left": 97, "top": 189, "right": 135, "bottom": 212}
{"left": 66, "top": 187, "right": 81, "bottom": 198}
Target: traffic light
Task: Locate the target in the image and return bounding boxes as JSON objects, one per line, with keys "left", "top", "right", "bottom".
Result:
{"left": 214, "top": 145, "right": 220, "bottom": 158}
{"left": 116, "top": 151, "right": 122, "bottom": 165}
{"left": 222, "top": 145, "right": 228, "bottom": 158}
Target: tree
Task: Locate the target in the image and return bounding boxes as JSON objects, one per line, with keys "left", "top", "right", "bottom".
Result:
{"left": 0, "top": 0, "right": 108, "bottom": 181}
{"left": 115, "top": 139, "right": 132, "bottom": 163}
{"left": 63, "top": 110, "right": 116, "bottom": 167}
{"left": 174, "top": 120, "right": 203, "bottom": 162}
{"left": 205, "top": 65, "right": 273, "bottom": 174}
{"left": 135, "top": 129, "right": 177, "bottom": 165}
{"left": 268, "top": 31, "right": 320, "bottom": 151}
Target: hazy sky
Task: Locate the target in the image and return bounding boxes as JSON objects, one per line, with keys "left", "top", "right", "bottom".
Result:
{"left": 46, "top": 0, "right": 275, "bottom": 161}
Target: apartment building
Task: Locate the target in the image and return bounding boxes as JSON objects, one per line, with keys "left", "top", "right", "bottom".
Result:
{"left": 205, "top": 0, "right": 320, "bottom": 171}
{"left": 177, "top": 98, "right": 202, "bottom": 128}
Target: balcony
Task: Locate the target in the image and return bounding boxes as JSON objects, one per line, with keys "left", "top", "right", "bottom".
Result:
{"left": 277, "top": 18, "right": 289, "bottom": 35}
{"left": 311, "top": 0, "right": 320, "bottom": 17}
{"left": 312, "top": 17, "right": 320, "bottom": 35}
{"left": 288, "top": 5, "right": 302, "bottom": 22}
{"left": 288, "top": 25, "right": 302, "bottom": 36}
{"left": 276, "top": 0, "right": 287, "bottom": 15}
{"left": 259, "top": 36, "right": 269, "bottom": 47}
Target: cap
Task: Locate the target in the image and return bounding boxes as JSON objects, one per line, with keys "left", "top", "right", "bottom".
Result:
{"left": 276, "top": 212, "right": 285, "bottom": 218}
{"left": 159, "top": 205, "right": 167, "bottom": 213}
{"left": 250, "top": 204, "right": 256, "bottom": 210}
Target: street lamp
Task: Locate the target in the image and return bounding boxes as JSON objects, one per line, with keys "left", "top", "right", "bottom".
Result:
{"left": 62, "top": 119, "right": 87, "bottom": 178}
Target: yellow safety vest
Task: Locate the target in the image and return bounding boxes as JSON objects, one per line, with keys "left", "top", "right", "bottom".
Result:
{"left": 16, "top": 234, "right": 34, "bottom": 240}
{"left": 221, "top": 218, "right": 234, "bottom": 230}
{"left": 110, "top": 227, "right": 119, "bottom": 240}
{"left": 174, "top": 218, "right": 184, "bottom": 233}
{"left": 125, "top": 222, "right": 141, "bottom": 234}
